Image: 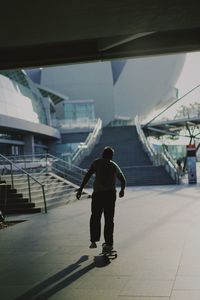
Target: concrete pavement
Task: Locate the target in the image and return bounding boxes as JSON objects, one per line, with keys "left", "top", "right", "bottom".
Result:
{"left": 1, "top": 184, "right": 200, "bottom": 299}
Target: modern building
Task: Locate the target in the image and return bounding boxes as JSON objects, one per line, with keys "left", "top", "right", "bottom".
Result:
{"left": 40, "top": 54, "right": 186, "bottom": 126}
{"left": 0, "top": 70, "right": 60, "bottom": 156}
{"left": 0, "top": 53, "right": 186, "bottom": 158}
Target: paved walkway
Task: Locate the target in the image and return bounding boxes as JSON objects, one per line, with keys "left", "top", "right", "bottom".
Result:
{"left": 1, "top": 183, "right": 200, "bottom": 300}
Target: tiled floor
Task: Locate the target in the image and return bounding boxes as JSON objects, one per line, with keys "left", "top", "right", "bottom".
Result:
{"left": 1, "top": 183, "right": 200, "bottom": 299}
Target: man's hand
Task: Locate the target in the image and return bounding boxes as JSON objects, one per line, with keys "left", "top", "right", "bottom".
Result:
{"left": 119, "top": 189, "right": 124, "bottom": 198}
{"left": 76, "top": 188, "right": 82, "bottom": 200}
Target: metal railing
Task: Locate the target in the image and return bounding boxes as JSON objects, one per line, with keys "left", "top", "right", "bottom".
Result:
{"left": 135, "top": 115, "right": 180, "bottom": 183}
{"left": 161, "top": 146, "right": 181, "bottom": 182}
{"left": 47, "top": 154, "right": 93, "bottom": 187}
{"left": 0, "top": 154, "right": 47, "bottom": 213}
{"left": 0, "top": 175, "right": 8, "bottom": 218}
{"left": 3, "top": 153, "right": 93, "bottom": 188}
{"left": 135, "top": 116, "right": 159, "bottom": 165}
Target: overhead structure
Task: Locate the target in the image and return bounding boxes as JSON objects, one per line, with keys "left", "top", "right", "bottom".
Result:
{"left": 143, "top": 117, "right": 200, "bottom": 144}
{"left": 1, "top": 0, "right": 200, "bottom": 69}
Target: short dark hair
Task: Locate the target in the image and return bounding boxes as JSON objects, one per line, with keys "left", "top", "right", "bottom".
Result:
{"left": 102, "top": 146, "right": 114, "bottom": 159}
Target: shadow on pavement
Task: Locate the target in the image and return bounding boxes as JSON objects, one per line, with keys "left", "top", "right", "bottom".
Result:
{"left": 94, "top": 254, "right": 111, "bottom": 267}
{"left": 16, "top": 255, "right": 96, "bottom": 300}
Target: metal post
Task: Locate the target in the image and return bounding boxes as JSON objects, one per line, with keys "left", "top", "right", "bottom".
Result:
{"left": 24, "top": 156, "right": 26, "bottom": 170}
{"left": 10, "top": 163, "right": 14, "bottom": 189}
{"left": 45, "top": 154, "right": 48, "bottom": 168}
{"left": 42, "top": 185, "right": 47, "bottom": 213}
{"left": 27, "top": 174, "right": 32, "bottom": 203}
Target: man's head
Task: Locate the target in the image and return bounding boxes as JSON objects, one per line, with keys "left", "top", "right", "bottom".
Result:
{"left": 102, "top": 146, "right": 114, "bottom": 160}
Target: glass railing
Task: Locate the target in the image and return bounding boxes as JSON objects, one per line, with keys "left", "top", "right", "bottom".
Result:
{"left": 71, "top": 118, "right": 102, "bottom": 165}
{"left": 135, "top": 115, "right": 180, "bottom": 183}
{"left": 58, "top": 118, "right": 98, "bottom": 129}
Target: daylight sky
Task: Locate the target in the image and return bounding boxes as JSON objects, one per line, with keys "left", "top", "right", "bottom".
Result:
{"left": 176, "top": 52, "right": 200, "bottom": 97}
{"left": 143, "top": 51, "right": 200, "bottom": 124}
{"left": 151, "top": 52, "right": 200, "bottom": 144}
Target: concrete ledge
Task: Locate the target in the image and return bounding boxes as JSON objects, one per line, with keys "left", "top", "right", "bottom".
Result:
{"left": 0, "top": 114, "right": 60, "bottom": 139}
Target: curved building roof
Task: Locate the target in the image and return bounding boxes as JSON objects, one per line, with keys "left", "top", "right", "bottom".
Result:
{"left": 40, "top": 54, "right": 186, "bottom": 125}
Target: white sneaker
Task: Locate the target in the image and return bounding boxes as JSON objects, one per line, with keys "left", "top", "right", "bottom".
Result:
{"left": 102, "top": 243, "right": 113, "bottom": 252}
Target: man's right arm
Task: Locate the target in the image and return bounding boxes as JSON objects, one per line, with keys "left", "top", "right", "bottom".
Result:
{"left": 76, "top": 163, "right": 95, "bottom": 199}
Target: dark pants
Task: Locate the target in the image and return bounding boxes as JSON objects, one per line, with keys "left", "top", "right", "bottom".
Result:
{"left": 90, "top": 190, "right": 116, "bottom": 246}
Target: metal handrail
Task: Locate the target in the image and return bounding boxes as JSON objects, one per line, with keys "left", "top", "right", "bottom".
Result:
{"left": 47, "top": 153, "right": 88, "bottom": 175}
{"left": 160, "top": 148, "right": 180, "bottom": 183}
{"left": 0, "top": 154, "right": 47, "bottom": 213}
{"left": 4, "top": 118, "right": 102, "bottom": 178}
{"left": 4, "top": 153, "right": 87, "bottom": 175}
{"left": 135, "top": 115, "right": 180, "bottom": 183}
{"left": 4, "top": 153, "right": 93, "bottom": 188}
{"left": 1, "top": 154, "right": 47, "bottom": 171}
{"left": 46, "top": 154, "right": 93, "bottom": 187}
{"left": 0, "top": 173, "right": 8, "bottom": 218}
{"left": 135, "top": 115, "right": 158, "bottom": 165}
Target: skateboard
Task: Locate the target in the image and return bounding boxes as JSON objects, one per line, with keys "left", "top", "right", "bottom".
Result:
{"left": 102, "top": 249, "right": 117, "bottom": 261}
{"left": 94, "top": 246, "right": 117, "bottom": 267}
{"left": 101, "top": 244, "right": 117, "bottom": 261}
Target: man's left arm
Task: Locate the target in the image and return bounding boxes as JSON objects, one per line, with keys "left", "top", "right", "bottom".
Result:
{"left": 116, "top": 167, "right": 126, "bottom": 198}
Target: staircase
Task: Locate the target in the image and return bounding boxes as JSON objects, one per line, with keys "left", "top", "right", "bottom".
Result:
{"left": 80, "top": 126, "right": 175, "bottom": 186}
{"left": 1, "top": 172, "right": 89, "bottom": 215}
{"left": 0, "top": 181, "right": 41, "bottom": 215}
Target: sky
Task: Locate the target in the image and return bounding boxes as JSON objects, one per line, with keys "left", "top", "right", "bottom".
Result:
{"left": 176, "top": 52, "right": 200, "bottom": 96}
{"left": 145, "top": 51, "right": 200, "bottom": 123}
{"left": 147, "top": 52, "right": 200, "bottom": 145}
{"left": 169, "top": 52, "right": 200, "bottom": 120}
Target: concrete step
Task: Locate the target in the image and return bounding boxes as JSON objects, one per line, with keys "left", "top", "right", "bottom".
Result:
{"left": 1, "top": 171, "right": 90, "bottom": 213}
{"left": 121, "top": 166, "right": 175, "bottom": 186}
{"left": 0, "top": 184, "right": 12, "bottom": 190}
{"left": 79, "top": 126, "right": 175, "bottom": 186}
{"left": 3, "top": 207, "right": 41, "bottom": 215}
{"left": 36, "top": 192, "right": 89, "bottom": 210}
{"left": 15, "top": 184, "right": 74, "bottom": 197}
{"left": 0, "top": 198, "right": 29, "bottom": 204}
{"left": 0, "top": 202, "right": 35, "bottom": 209}
{"left": 22, "top": 187, "right": 75, "bottom": 202}
{"left": 0, "top": 192, "right": 23, "bottom": 199}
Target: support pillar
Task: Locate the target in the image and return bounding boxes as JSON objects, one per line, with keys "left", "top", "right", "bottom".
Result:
{"left": 24, "top": 134, "right": 35, "bottom": 156}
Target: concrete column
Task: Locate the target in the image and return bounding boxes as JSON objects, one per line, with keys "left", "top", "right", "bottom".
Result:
{"left": 24, "top": 134, "right": 35, "bottom": 155}
{"left": 46, "top": 140, "right": 57, "bottom": 155}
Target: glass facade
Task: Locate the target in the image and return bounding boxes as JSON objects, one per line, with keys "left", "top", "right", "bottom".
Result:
{"left": 0, "top": 130, "right": 24, "bottom": 156}
{"left": 0, "top": 132, "right": 23, "bottom": 141}
{"left": 63, "top": 102, "right": 95, "bottom": 121}
{"left": 0, "top": 144, "right": 24, "bottom": 156}
{"left": 56, "top": 143, "right": 79, "bottom": 155}
{"left": 0, "top": 69, "right": 95, "bottom": 158}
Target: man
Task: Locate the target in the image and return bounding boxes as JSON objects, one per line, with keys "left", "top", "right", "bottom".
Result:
{"left": 76, "top": 146, "right": 126, "bottom": 251}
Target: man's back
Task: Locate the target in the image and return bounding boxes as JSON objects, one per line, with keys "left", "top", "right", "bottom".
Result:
{"left": 76, "top": 146, "right": 126, "bottom": 199}
{"left": 91, "top": 158, "right": 124, "bottom": 192}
